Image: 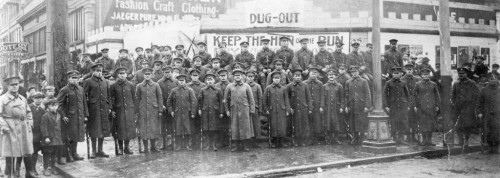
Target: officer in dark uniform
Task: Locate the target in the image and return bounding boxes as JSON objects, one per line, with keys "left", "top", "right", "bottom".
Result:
{"left": 292, "top": 38, "right": 314, "bottom": 71}
{"left": 383, "top": 39, "right": 404, "bottom": 68}
{"left": 332, "top": 42, "right": 347, "bottom": 68}
{"left": 275, "top": 36, "right": 294, "bottom": 71}
{"left": 215, "top": 42, "right": 234, "bottom": 69}
{"left": 383, "top": 67, "right": 411, "bottom": 145}
{"left": 95, "top": 48, "right": 115, "bottom": 75}
{"left": 235, "top": 42, "right": 256, "bottom": 71}
{"left": 257, "top": 38, "right": 276, "bottom": 89}
{"left": 452, "top": 67, "right": 479, "bottom": 147}
{"left": 195, "top": 42, "right": 212, "bottom": 67}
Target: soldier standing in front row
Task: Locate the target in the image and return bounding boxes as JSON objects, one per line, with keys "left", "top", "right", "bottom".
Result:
{"left": 246, "top": 70, "right": 263, "bottom": 147}
{"left": 167, "top": 74, "right": 197, "bottom": 151}
{"left": 188, "top": 70, "right": 206, "bottom": 149}
{"left": 345, "top": 66, "right": 371, "bottom": 145}
{"left": 29, "top": 92, "right": 45, "bottom": 176}
{"left": 216, "top": 69, "right": 231, "bottom": 148}
{"left": 402, "top": 64, "right": 420, "bottom": 143}
{"left": 476, "top": 77, "right": 500, "bottom": 154}
{"left": 286, "top": 69, "right": 312, "bottom": 146}
{"left": 383, "top": 67, "right": 410, "bottom": 145}
{"left": 414, "top": 68, "right": 440, "bottom": 146}
{"left": 322, "top": 69, "right": 345, "bottom": 145}
{"left": 83, "top": 63, "right": 111, "bottom": 158}
{"left": 198, "top": 73, "right": 224, "bottom": 150}
{"left": 264, "top": 72, "right": 291, "bottom": 148}
{"left": 452, "top": 68, "right": 479, "bottom": 147}
{"left": 110, "top": 67, "right": 137, "bottom": 155}
{"left": 157, "top": 66, "right": 178, "bottom": 150}
{"left": 136, "top": 68, "right": 163, "bottom": 153}
{"left": 304, "top": 67, "right": 324, "bottom": 145}
{"left": 224, "top": 69, "right": 256, "bottom": 152}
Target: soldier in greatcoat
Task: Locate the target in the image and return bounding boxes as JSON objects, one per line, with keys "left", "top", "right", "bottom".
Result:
{"left": 332, "top": 42, "right": 347, "bottom": 68}
{"left": 167, "top": 74, "right": 197, "bottom": 151}
{"left": 77, "top": 53, "right": 94, "bottom": 79}
{"left": 452, "top": 68, "right": 480, "bottom": 147}
{"left": 157, "top": 66, "right": 178, "bottom": 150}
{"left": 246, "top": 70, "right": 263, "bottom": 147}
{"left": 215, "top": 42, "right": 234, "bottom": 69}
{"left": 110, "top": 67, "right": 137, "bottom": 155}
{"left": 345, "top": 66, "right": 371, "bottom": 145}
{"left": 224, "top": 69, "right": 256, "bottom": 152}
{"left": 286, "top": 69, "right": 312, "bottom": 146}
{"left": 215, "top": 69, "right": 231, "bottom": 148}
{"left": 190, "top": 56, "right": 209, "bottom": 82}
{"left": 234, "top": 42, "right": 256, "bottom": 71}
{"left": 275, "top": 36, "right": 294, "bottom": 71}
{"left": 401, "top": 64, "right": 421, "bottom": 143}
{"left": 322, "top": 70, "right": 345, "bottom": 145}
{"left": 174, "top": 45, "right": 191, "bottom": 69}
{"left": 336, "top": 64, "right": 351, "bottom": 139}
{"left": 95, "top": 48, "right": 115, "bottom": 75}
{"left": 56, "top": 70, "right": 87, "bottom": 163}
{"left": 292, "top": 38, "right": 314, "bottom": 71}
{"left": 347, "top": 41, "right": 365, "bottom": 68}
{"left": 476, "top": 77, "right": 500, "bottom": 154}
{"left": 152, "top": 60, "right": 164, "bottom": 82}
{"left": 134, "top": 47, "right": 146, "bottom": 71}
{"left": 383, "top": 39, "right": 404, "bottom": 68}
{"left": 414, "top": 68, "right": 440, "bottom": 146}
{"left": 135, "top": 68, "right": 163, "bottom": 153}
{"left": 304, "top": 67, "right": 325, "bottom": 145}
{"left": 263, "top": 72, "right": 291, "bottom": 148}
{"left": 257, "top": 39, "right": 276, "bottom": 89}
{"left": 198, "top": 74, "right": 224, "bottom": 151}
{"left": 266, "top": 59, "right": 291, "bottom": 86}
{"left": 383, "top": 67, "right": 411, "bottom": 145}
{"left": 133, "top": 60, "right": 151, "bottom": 85}
{"left": 187, "top": 69, "right": 206, "bottom": 149}
{"left": 313, "top": 40, "right": 335, "bottom": 82}
{"left": 114, "top": 49, "right": 134, "bottom": 80}
{"left": 83, "top": 63, "right": 111, "bottom": 158}
{"left": 195, "top": 42, "right": 212, "bottom": 67}
{"left": 0, "top": 76, "right": 37, "bottom": 178}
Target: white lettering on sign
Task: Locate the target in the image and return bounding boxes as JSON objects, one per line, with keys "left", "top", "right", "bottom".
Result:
{"left": 115, "top": 0, "right": 149, "bottom": 10}
{"left": 245, "top": 0, "right": 304, "bottom": 27}
{"left": 249, "top": 13, "right": 300, "bottom": 24}
{"left": 153, "top": 0, "right": 174, "bottom": 12}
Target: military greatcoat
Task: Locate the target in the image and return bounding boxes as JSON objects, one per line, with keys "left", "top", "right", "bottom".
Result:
{"left": 304, "top": 78, "right": 324, "bottom": 135}
{"left": 135, "top": 80, "right": 163, "bottom": 139}
{"left": 248, "top": 81, "right": 263, "bottom": 137}
{"left": 332, "top": 51, "right": 347, "bottom": 68}
{"left": 383, "top": 78, "right": 410, "bottom": 134}
{"left": 0, "top": 93, "right": 34, "bottom": 157}
{"left": 84, "top": 75, "right": 111, "bottom": 138}
{"left": 314, "top": 50, "right": 335, "bottom": 70}
{"left": 476, "top": 84, "right": 500, "bottom": 148}
{"left": 414, "top": 79, "right": 440, "bottom": 132}
{"left": 115, "top": 57, "right": 134, "bottom": 75}
{"left": 286, "top": 81, "right": 312, "bottom": 138}
{"left": 235, "top": 51, "right": 256, "bottom": 70}
{"left": 198, "top": 85, "right": 223, "bottom": 131}
{"left": 451, "top": 78, "right": 480, "bottom": 129}
{"left": 57, "top": 83, "right": 88, "bottom": 142}
{"left": 345, "top": 76, "right": 371, "bottom": 132}
{"left": 216, "top": 51, "right": 234, "bottom": 69}
{"left": 402, "top": 73, "right": 420, "bottom": 132}
{"left": 257, "top": 48, "right": 276, "bottom": 71}
{"left": 110, "top": 79, "right": 137, "bottom": 140}
{"left": 167, "top": 85, "right": 197, "bottom": 135}
{"left": 263, "top": 83, "right": 290, "bottom": 137}
{"left": 322, "top": 81, "right": 345, "bottom": 133}
{"left": 158, "top": 76, "right": 178, "bottom": 134}
{"left": 292, "top": 48, "right": 314, "bottom": 70}
{"left": 276, "top": 47, "right": 294, "bottom": 69}
{"left": 224, "top": 82, "right": 256, "bottom": 140}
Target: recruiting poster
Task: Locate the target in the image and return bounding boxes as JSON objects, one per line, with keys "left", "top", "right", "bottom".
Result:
{"left": 458, "top": 46, "right": 469, "bottom": 68}
{"left": 451, "top": 47, "right": 458, "bottom": 69}
{"left": 204, "top": 33, "right": 350, "bottom": 57}
{"left": 409, "top": 45, "right": 423, "bottom": 57}
{"left": 481, "top": 47, "right": 490, "bottom": 66}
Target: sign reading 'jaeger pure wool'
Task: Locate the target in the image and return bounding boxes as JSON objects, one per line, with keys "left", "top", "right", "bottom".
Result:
{"left": 104, "top": 0, "right": 226, "bottom": 27}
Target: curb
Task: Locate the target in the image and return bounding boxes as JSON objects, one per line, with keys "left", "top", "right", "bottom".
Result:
{"left": 213, "top": 145, "right": 482, "bottom": 178}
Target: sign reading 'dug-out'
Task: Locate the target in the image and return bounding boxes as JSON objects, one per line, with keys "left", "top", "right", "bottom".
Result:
{"left": 245, "top": 0, "right": 304, "bottom": 27}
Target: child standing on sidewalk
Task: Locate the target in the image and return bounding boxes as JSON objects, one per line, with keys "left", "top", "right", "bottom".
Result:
{"left": 40, "top": 99, "right": 63, "bottom": 176}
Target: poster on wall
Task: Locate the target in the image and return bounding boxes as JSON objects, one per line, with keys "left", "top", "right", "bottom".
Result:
{"left": 451, "top": 47, "right": 458, "bottom": 69}
{"left": 398, "top": 44, "right": 409, "bottom": 55}
{"left": 410, "top": 45, "right": 423, "bottom": 58}
{"left": 204, "top": 33, "right": 350, "bottom": 56}
{"left": 469, "top": 46, "right": 480, "bottom": 63}
{"left": 481, "top": 48, "right": 490, "bottom": 66}
{"left": 458, "top": 46, "right": 469, "bottom": 68}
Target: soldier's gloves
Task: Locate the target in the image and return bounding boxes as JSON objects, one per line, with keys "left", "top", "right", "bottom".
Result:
{"left": 198, "top": 110, "right": 202, "bottom": 116}
{"left": 319, "top": 108, "right": 324, "bottom": 113}
{"left": 45, "top": 138, "right": 51, "bottom": 144}
{"left": 1, "top": 126, "right": 9, "bottom": 134}
{"left": 63, "top": 117, "right": 69, "bottom": 124}
{"left": 385, "top": 107, "right": 390, "bottom": 112}
{"left": 345, "top": 108, "right": 349, "bottom": 113}
{"left": 478, "top": 114, "right": 483, "bottom": 119}
{"left": 227, "top": 111, "right": 231, "bottom": 117}
{"left": 171, "top": 112, "right": 175, "bottom": 117}
{"left": 340, "top": 109, "right": 344, "bottom": 113}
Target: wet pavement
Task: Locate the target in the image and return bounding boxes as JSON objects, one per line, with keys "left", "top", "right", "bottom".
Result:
{"left": 51, "top": 132, "right": 486, "bottom": 177}
{"left": 295, "top": 152, "right": 500, "bottom": 178}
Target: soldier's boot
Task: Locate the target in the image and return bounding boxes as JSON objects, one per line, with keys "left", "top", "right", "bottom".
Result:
{"left": 71, "top": 142, "right": 84, "bottom": 161}
{"left": 212, "top": 133, "right": 219, "bottom": 151}
{"left": 160, "top": 135, "right": 168, "bottom": 150}
{"left": 427, "top": 132, "right": 436, "bottom": 146}
{"left": 242, "top": 139, "right": 250, "bottom": 152}
{"left": 41, "top": 156, "right": 50, "bottom": 176}
{"left": 142, "top": 140, "right": 150, "bottom": 153}
{"left": 457, "top": 133, "right": 465, "bottom": 147}
{"left": 31, "top": 154, "right": 39, "bottom": 176}
{"left": 14, "top": 157, "right": 22, "bottom": 177}
{"left": 150, "top": 139, "right": 160, "bottom": 153}
{"left": 174, "top": 136, "right": 182, "bottom": 151}
{"left": 90, "top": 138, "right": 98, "bottom": 159}
{"left": 24, "top": 156, "right": 39, "bottom": 178}
{"left": 185, "top": 135, "right": 193, "bottom": 151}
{"left": 230, "top": 140, "right": 239, "bottom": 152}
{"left": 270, "top": 137, "right": 277, "bottom": 148}
{"left": 96, "top": 138, "right": 109, "bottom": 158}
{"left": 117, "top": 140, "right": 124, "bottom": 155}
{"left": 464, "top": 133, "right": 470, "bottom": 148}
{"left": 280, "top": 137, "right": 289, "bottom": 148}
{"left": 124, "top": 140, "right": 134, "bottom": 154}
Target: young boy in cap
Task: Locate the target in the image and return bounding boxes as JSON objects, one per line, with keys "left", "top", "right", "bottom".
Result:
{"left": 215, "top": 42, "right": 234, "bottom": 69}
{"left": 401, "top": 64, "right": 421, "bottom": 143}
{"left": 275, "top": 36, "right": 294, "bottom": 71}
{"left": 41, "top": 99, "right": 63, "bottom": 176}
{"left": 83, "top": 63, "right": 111, "bottom": 158}
{"left": 190, "top": 56, "right": 209, "bottom": 82}
{"left": 188, "top": 69, "right": 206, "bottom": 148}
{"left": 292, "top": 38, "right": 314, "bottom": 71}
{"left": 43, "top": 85, "right": 56, "bottom": 99}
{"left": 29, "top": 92, "right": 46, "bottom": 176}
{"left": 263, "top": 71, "right": 291, "bottom": 148}
{"left": 452, "top": 67, "right": 479, "bottom": 148}
{"left": 246, "top": 70, "right": 263, "bottom": 147}
{"left": 345, "top": 66, "right": 371, "bottom": 145}
{"left": 322, "top": 69, "right": 345, "bottom": 145}
{"left": 198, "top": 73, "right": 224, "bottom": 150}
{"left": 167, "top": 74, "right": 197, "bottom": 151}
{"left": 266, "top": 59, "right": 290, "bottom": 86}
{"left": 110, "top": 67, "right": 137, "bottom": 155}
{"left": 196, "top": 42, "right": 212, "bottom": 67}
{"left": 157, "top": 66, "right": 179, "bottom": 150}
{"left": 235, "top": 41, "right": 256, "bottom": 71}
{"left": 224, "top": 69, "right": 256, "bottom": 152}
{"left": 257, "top": 38, "right": 276, "bottom": 89}
{"left": 304, "top": 67, "right": 325, "bottom": 144}
{"left": 56, "top": 70, "right": 87, "bottom": 163}
{"left": 383, "top": 67, "right": 410, "bottom": 145}
{"left": 135, "top": 68, "right": 163, "bottom": 153}
{"left": 414, "top": 68, "right": 440, "bottom": 146}
{"left": 286, "top": 69, "right": 312, "bottom": 146}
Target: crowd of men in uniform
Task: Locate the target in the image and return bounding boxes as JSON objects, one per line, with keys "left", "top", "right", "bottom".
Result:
{"left": 0, "top": 36, "right": 499, "bottom": 178}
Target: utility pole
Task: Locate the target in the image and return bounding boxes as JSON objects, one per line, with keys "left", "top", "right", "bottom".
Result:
{"left": 361, "top": 0, "right": 396, "bottom": 154}
{"left": 439, "top": 0, "right": 453, "bottom": 146}
{"left": 47, "top": 0, "right": 70, "bottom": 90}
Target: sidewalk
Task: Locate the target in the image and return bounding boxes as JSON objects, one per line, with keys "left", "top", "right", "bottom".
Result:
{"left": 55, "top": 133, "right": 484, "bottom": 178}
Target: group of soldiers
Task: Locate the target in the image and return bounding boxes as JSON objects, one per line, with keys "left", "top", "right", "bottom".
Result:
{"left": 1, "top": 36, "right": 499, "bottom": 178}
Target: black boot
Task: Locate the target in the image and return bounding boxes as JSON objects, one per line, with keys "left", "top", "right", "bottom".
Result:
{"left": 150, "top": 139, "right": 160, "bottom": 153}
{"left": 142, "top": 140, "right": 150, "bottom": 153}
{"left": 174, "top": 136, "right": 182, "bottom": 151}
{"left": 242, "top": 139, "right": 250, "bottom": 152}
{"left": 24, "top": 156, "right": 40, "bottom": 178}
{"left": 117, "top": 140, "right": 124, "bottom": 156}
{"left": 31, "top": 154, "right": 39, "bottom": 176}
{"left": 71, "top": 142, "right": 84, "bottom": 161}
{"left": 230, "top": 140, "right": 239, "bottom": 152}
{"left": 14, "top": 157, "right": 21, "bottom": 177}
{"left": 185, "top": 135, "right": 193, "bottom": 151}
{"left": 124, "top": 140, "right": 134, "bottom": 154}
{"left": 96, "top": 138, "right": 109, "bottom": 158}
{"left": 90, "top": 138, "right": 97, "bottom": 159}
{"left": 5, "top": 157, "right": 13, "bottom": 176}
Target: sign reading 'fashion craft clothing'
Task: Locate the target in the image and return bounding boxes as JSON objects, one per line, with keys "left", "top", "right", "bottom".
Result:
{"left": 245, "top": 0, "right": 304, "bottom": 27}
{"left": 104, "top": 0, "right": 226, "bottom": 27}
